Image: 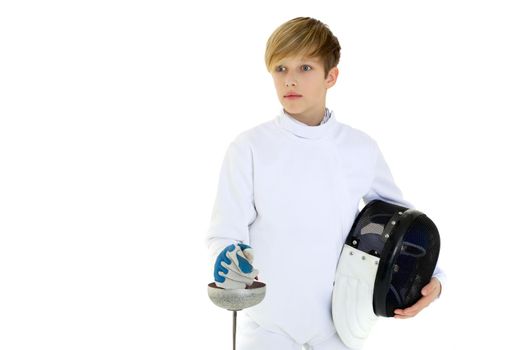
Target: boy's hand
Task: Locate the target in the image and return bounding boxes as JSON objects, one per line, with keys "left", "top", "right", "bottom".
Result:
{"left": 393, "top": 277, "right": 441, "bottom": 319}
{"left": 214, "top": 243, "right": 259, "bottom": 289}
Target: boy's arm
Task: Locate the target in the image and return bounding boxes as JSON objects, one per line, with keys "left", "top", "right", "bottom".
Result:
{"left": 363, "top": 140, "right": 446, "bottom": 296}
{"left": 205, "top": 136, "right": 257, "bottom": 268}
{"left": 362, "top": 140, "right": 414, "bottom": 209}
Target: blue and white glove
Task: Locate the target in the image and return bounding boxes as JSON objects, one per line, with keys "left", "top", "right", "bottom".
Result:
{"left": 214, "top": 243, "right": 259, "bottom": 289}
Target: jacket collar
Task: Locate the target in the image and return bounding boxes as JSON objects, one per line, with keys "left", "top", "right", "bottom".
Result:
{"left": 276, "top": 108, "right": 337, "bottom": 139}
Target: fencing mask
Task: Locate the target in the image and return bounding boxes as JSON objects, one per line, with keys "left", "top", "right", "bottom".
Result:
{"left": 332, "top": 199, "right": 440, "bottom": 349}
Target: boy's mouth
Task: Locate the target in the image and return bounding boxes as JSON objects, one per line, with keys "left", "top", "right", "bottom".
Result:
{"left": 284, "top": 93, "right": 302, "bottom": 98}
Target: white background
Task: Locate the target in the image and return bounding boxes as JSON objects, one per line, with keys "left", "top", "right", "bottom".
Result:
{"left": 1, "top": 0, "right": 524, "bottom": 349}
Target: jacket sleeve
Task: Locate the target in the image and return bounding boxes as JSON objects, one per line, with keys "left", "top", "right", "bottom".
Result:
{"left": 363, "top": 140, "right": 446, "bottom": 297}
{"left": 363, "top": 140, "right": 414, "bottom": 209}
{"left": 204, "top": 137, "right": 257, "bottom": 267}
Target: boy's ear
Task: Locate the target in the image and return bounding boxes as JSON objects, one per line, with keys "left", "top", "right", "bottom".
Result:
{"left": 325, "top": 66, "right": 339, "bottom": 88}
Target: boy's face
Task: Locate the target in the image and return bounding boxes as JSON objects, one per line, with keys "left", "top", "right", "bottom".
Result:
{"left": 270, "top": 55, "right": 338, "bottom": 126}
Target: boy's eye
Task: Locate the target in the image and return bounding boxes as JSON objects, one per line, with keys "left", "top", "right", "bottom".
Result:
{"left": 275, "top": 65, "right": 312, "bottom": 73}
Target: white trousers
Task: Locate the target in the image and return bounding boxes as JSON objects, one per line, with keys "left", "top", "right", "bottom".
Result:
{"left": 236, "top": 313, "right": 356, "bottom": 350}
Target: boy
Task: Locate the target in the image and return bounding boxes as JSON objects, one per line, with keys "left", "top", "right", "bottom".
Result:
{"left": 206, "top": 17, "right": 445, "bottom": 350}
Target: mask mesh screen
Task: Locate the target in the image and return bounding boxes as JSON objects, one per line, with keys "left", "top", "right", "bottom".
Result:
{"left": 348, "top": 200, "right": 405, "bottom": 256}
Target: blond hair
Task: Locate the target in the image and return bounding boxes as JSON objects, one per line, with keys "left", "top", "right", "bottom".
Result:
{"left": 265, "top": 17, "right": 341, "bottom": 78}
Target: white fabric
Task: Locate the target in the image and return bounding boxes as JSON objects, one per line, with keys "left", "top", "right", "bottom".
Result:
{"left": 332, "top": 245, "right": 380, "bottom": 350}
{"left": 205, "top": 107, "right": 446, "bottom": 345}
{"left": 237, "top": 312, "right": 354, "bottom": 350}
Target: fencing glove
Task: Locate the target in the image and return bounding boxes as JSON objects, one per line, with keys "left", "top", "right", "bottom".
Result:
{"left": 214, "top": 243, "right": 259, "bottom": 289}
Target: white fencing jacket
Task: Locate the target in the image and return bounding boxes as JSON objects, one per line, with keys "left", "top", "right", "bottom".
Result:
{"left": 205, "top": 108, "right": 446, "bottom": 344}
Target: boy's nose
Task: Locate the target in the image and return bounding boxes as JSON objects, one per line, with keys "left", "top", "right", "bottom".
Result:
{"left": 285, "top": 81, "right": 297, "bottom": 87}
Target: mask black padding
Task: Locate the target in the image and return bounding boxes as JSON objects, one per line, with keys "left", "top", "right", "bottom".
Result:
{"left": 385, "top": 215, "right": 440, "bottom": 315}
